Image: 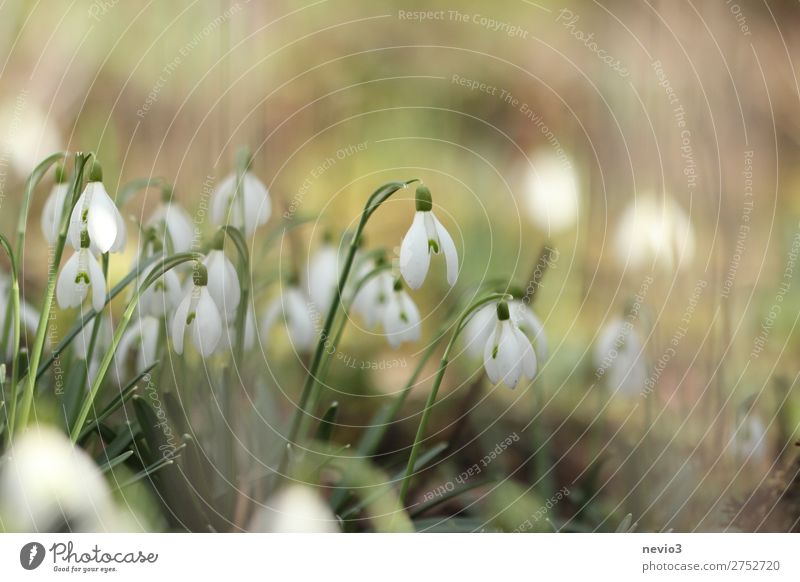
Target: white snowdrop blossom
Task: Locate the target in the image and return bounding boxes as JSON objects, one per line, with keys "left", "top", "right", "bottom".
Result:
{"left": 261, "top": 285, "right": 315, "bottom": 351}
{"left": 137, "top": 261, "right": 183, "bottom": 318}
{"left": 731, "top": 405, "right": 768, "bottom": 462}
{"left": 483, "top": 301, "right": 537, "bottom": 389}
{"left": 593, "top": 317, "right": 647, "bottom": 396}
{"left": 203, "top": 249, "right": 241, "bottom": 322}
{"left": 211, "top": 171, "right": 271, "bottom": 236}
{"left": 248, "top": 485, "right": 339, "bottom": 533}
{"left": 145, "top": 196, "right": 194, "bottom": 253}
{"left": 464, "top": 298, "right": 547, "bottom": 363}
{"left": 115, "top": 315, "right": 160, "bottom": 373}
{"left": 399, "top": 185, "right": 458, "bottom": 290}
{"left": 382, "top": 279, "right": 421, "bottom": 348}
{"left": 68, "top": 164, "right": 126, "bottom": 254}
{"left": 306, "top": 239, "right": 340, "bottom": 314}
{"left": 0, "top": 426, "right": 117, "bottom": 532}
{"left": 523, "top": 150, "right": 580, "bottom": 234}
{"left": 40, "top": 169, "right": 70, "bottom": 245}
{"left": 171, "top": 265, "right": 223, "bottom": 357}
{"left": 352, "top": 259, "right": 394, "bottom": 329}
{"left": 56, "top": 232, "right": 106, "bottom": 312}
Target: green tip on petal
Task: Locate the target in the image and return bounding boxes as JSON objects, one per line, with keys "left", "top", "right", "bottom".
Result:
{"left": 415, "top": 184, "right": 433, "bottom": 212}
{"left": 88, "top": 160, "right": 103, "bottom": 183}
{"left": 193, "top": 263, "right": 208, "bottom": 286}
{"left": 428, "top": 239, "right": 440, "bottom": 254}
{"left": 393, "top": 278, "right": 403, "bottom": 292}
{"left": 497, "top": 300, "right": 510, "bottom": 321}
{"left": 80, "top": 230, "right": 91, "bottom": 249}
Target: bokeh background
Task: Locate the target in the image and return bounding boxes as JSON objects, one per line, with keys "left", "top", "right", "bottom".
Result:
{"left": 2, "top": 0, "right": 800, "bottom": 532}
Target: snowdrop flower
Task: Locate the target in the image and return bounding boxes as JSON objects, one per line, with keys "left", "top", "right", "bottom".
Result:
{"left": 483, "top": 301, "right": 537, "bottom": 389}
{"left": 171, "top": 264, "right": 223, "bottom": 357}
{"left": 137, "top": 261, "right": 183, "bottom": 318}
{"left": 523, "top": 150, "right": 580, "bottom": 234}
{"left": 464, "top": 297, "right": 547, "bottom": 362}
{"left": 211, "top": 170, "right": 271, "bottom": 236}
{"left": 68, "top": 162, "right": 126, "bottom": 254}
{"left": 613, "top": 194, "right": 695, "bottom": 272}
{"left": 261, "top": 285, "right": 315, "bottom": 351}
{"left": 382, "top": 279, "right": 421, "bottom": 348}
{"left": 594, "top": 317, "right": 647, "bottom": 396}
{"left": 145, "top": 187, "right": 194, "bottom": 253}
{"left": 249, "top": 485, "right": 339, "bottom": 533}
{"left": 306, "top": 234, "right": 341, "bottom": 314}
{"left": 731, "top": 401, "right": 768, "bottom": 462}
{"left": 352, "top": 258, "right": 394, "bottom": 329}
{"left": 203, "top": 247, "right": 241, "bottom": 322}
{"left": 399, "top": 185, "right": 458, "bottom": 289}
{"left": 40, "top": 165, "right": 70, "bottom": 245}
{"left": 56, "top": 231, "right": 106, "bottom": 312}
{"left": 115, "top": 315, "right": 160, "bottom": 373}
{"left": 0, "top": 425, "right": 116, "bottom": 532}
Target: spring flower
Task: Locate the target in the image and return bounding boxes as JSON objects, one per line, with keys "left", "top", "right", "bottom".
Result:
{"left": 68, "top": 162, "right": 126, "bottom": 254}
{"left": 731, "top": 400, "right": 768, "bottom": 462}
{"left": 56, "top": 231, "right": 106, "bottom": 312}
{"left": 145, "top": 188, "right": 194, "bottom": 253}
{"left": 613, "top": 194, "right": 695, "bottom": 271}
{"left": 115, "top": 315, "right": 160, "bottom": 373}
{"left": 593, "top": 317, "right": 647, "bottom": 396}
{"left": 483, "top": 301, "right": 537, "bottom": 389}
{"left": 382, "top": 279, "right": 421, "bottom": 348}
{"left": 261, "top": 285, "right": 315, "bottom": 351}
{"left": 522, "top": 149, "right": 580, "bottom": 234}
{"left": 352, "top": 259, "right": 394, "bottom": 329}
{"left": 137, "top": 261, "right": 183, "bottom": 318}
{"left": 306, "top": 234, "right": 341, "bottom": 314}
{"left": 464, "top": 297, "right": 547, "bottom": 362}
{"left": 203, "top": 248, "right": 241, "bottom": 322}
{"left": 0, "top": 426, "right": 116, "bottom": 532}
{"left": 248, "top": 485, "right": 339, "bottom": 533}
{"left": 211, "top": 170, "right": 271, "bottom": 236}
{"left": 171, "top": 264, "right": 223, "bottom": 357}
{"left": 399, "top": 185, "right": 458, "bottom": 290}
{"left": 40, "top": 165, "right": 70, "bottom": 245}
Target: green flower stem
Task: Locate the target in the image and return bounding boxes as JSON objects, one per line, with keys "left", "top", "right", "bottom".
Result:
{"left": 17, "top": 153, "right": 90, "bottom": 435}
{"left": 0, "top": 234, "right": 20, "bottom": 445}
{"left": 69, "top": 252, "right": 201, "bottom": 441}
{"left": 397, "top": 293, "right": 509, "bottom": 503}
{"left": 278, "top": 179, "right": 418, "bottom": 477}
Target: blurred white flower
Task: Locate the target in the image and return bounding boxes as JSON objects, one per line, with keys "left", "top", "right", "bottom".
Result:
{"left": 306, "top": 239, "right": 340, "bottom": 314}
{"left": 352, "top": 260, "right": 394, "bottom": 329}
{"left": 40, "top": 172, "right": 70, "bottom": 245}
{"left": 203, "top": 249, "right": 240, "bottom": 322}
{"left": 137, "top": 262, "right": 183, "bottom": 318}
{"left": 261, "top": 286, "right": 315, "bottom": 351}
{"left": 0, "top": 426, "right": 116, "bottom": 531}
{"left": 171, "top": 266, "right": 222, "bottom": 357}
{"left": 220, "top": 304, "right": 257, "bottom": 353}
{"left": 399, "top": 185, "right": 458, "bottom": 290}
{"left": 56, "top": 234, "right": 106, "bottom": 312}
{"left": 613, "top": 194, "right": 695, "bottom": 271}
{"left": 248, "top": 485, "right": 338, "bottom": 533}
{"left": 523, "top": 150, "right": 580, "bottom": 233}
{"left": 731, "top": 408, "right": 768, "bottom": 462}
{"left": 145, "top": 199, "right": 194, "bottom": 253}
{"left": 464, "top": 299, "right": 547, "bottom": 363}
{"left": 73, "top": 313, "right": 113, "bottom": 361}
{"left": 483, "top": 301, "right": 537, "bottom": 389}
{"left": 594, "top": 317, "right": 647, "bottom": 396}
{"left": 211, "top": 171, "right": 271, "bottom": 236}
{"left": 382, "top": 280, "right": 421, "bottom": 348}
{"left": 115, "top": 315, "right": 159, "bottom": 373}
{"left": 68, "top": 169, "right": 126, "bottom": 254}
{"left": 0, "top": 100, "right": 61, "bottom": 175}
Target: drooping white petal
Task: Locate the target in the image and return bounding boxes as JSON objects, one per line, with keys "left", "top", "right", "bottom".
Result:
{"left": 285, "top": 287, "right": 315, "bottom": 350}
{"left": 260, "top": 297, "right": 282, "bottom": 348}
{"left": 86, "top": 183, "right": 121, "bottom": 254}
{"left": 138, "top": 265, "right": 183, "bottom": 318}
{"left": 513, "top": 326, "right": 537, "bottom": 381}
{"left": 190, "top": 288, "right": 222, "bottom": 357}
{"left": 248, "top": 485, "right": 339, "bottom": 533}
{"left": 171, "top": 291, "right": 192, "bottom": 355}
{"left": 138, "top": 316, "right": 160, "bottom": 369}
{"left": 483, "top": 324, "right": 502, "bottom": 384}
{"left": 56, "top": 253, "right": 84, "bottom": 309}
{"left": 431, "top": 212, "right": 459, "bottom": 287}
{"left": 513, "top": 301, "right": 548, "bottom": 361}
{"left": 86, "top": 251, "right": 106, "bottom": 312}
{"left": 496, "top": 322, "right": 523, "bottom": 388}
{"left": 242, "top": 172, "right": 271, "bottom": 235}
{"left": 211, "top": 172, "right": 271, "bottom": 236}
{"left": 74, "top": 314, "right": 112, "bottom": 361}
{"left": 352, "top": 266, "right": 392, "bottom": 329}
{"left": 382, "top": 290, "right": 421, "bottom": 348}
{"left": 210, "top": 174, "right": 236, "bottom": 226}
{"left": 204, "top": 250, "right": 240, "bottom": 320}
{"left": 220, "top": 305, "right": 257, "bottom": 353}
{"left": 147, "top": 203, "right": 194, "bottom": 253}
{"left": 41, "top": 183, "right": 70, "bottom": 245}
{"left": 464, "top": 304, "right": 495, "bottom": 359}
{"left": 399, "top": 212, "right": 431, "bottom": 290}
{"left": 306, "top": 245, "right": 339, "bottom": 313}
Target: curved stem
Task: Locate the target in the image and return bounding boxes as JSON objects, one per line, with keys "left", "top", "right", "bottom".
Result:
{"left": 397, "top": 293, "right": 509, "bottom": 503}
{"left": 278, "top": 179, "right": 417, "bottom": 476}
{"left": 0, "top": 235, "right": 20, "bottom": 445}
{"left": 17, "top": 152, "right": 91, "bottom": 435}
{"left": 69, "top": 252, "right": 202, "bottom": 441}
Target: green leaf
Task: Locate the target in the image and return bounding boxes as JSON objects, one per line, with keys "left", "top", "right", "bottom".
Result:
{"left": 314, "top": 401, "right": 339, "bottom": 443}
{"left": 98, "top": 450, "right": 134, "bottom": 473}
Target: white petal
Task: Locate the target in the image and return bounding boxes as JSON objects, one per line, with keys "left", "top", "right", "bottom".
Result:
{"left": 285, "top": 288, "right": 315, "bottom": 350}
{"left": 139, "top": 317, "right": 160, "bottom": 368}
{"left": 243, "top": 172, "right": 271, "bottom": 235}
{"left": 513, "top": 326, "right": 537, "bottom": 380}
{"left": 162, "top": 204, "right": 194, "bottom": 253}
{"left": 495, "top": 322, "right": 523, "bottom": 388}
{"left": 86, "top": 252, "right": 106, "bottom": 312}
{"left": 482, "top": 324, "right": 502, "bottom": 384}
{"left": 210, "top": 174, "right": 236, "bottom": 227}
{"left": 382, "top": 290, "right": 420, "bottom": 347}
{"left": 41, "top": 183, "right": 69, "bottom": 245}
{"left": 171, "top": 292, "right": 192, "bottom": 355}
{"left": 191, "top": 288, "right": 222, "bottom": 357}
{"left": 399, "top": 212, "right": 431, "bottom": 290}
{"left": 85, "top": 183, "right": 120, "bottom": 254}
{"left": 307, "top": 245, "right": 339, "bottom": 312}
{"left": 432, "top": 213, "right": 458, "bottom": 287}
{"left": 463, "top": 304, "right": 495, "bottom": 359}
{"left": 115, "top": 324, "right": 142, "bottom": 369}
{"left": 56, "top": 253, "right": 83, "bottom": 309}
{"left": 67, "top": 192, "right": 88, "bottom": 250}
{"left": 204, "top": 250, "right": 240, "bottom": 319}
{"left": 514, "top": 301, "right": 548, "bottom": 360}
{"left": 260, "top": 297, "right": 282, "bottom": 348}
